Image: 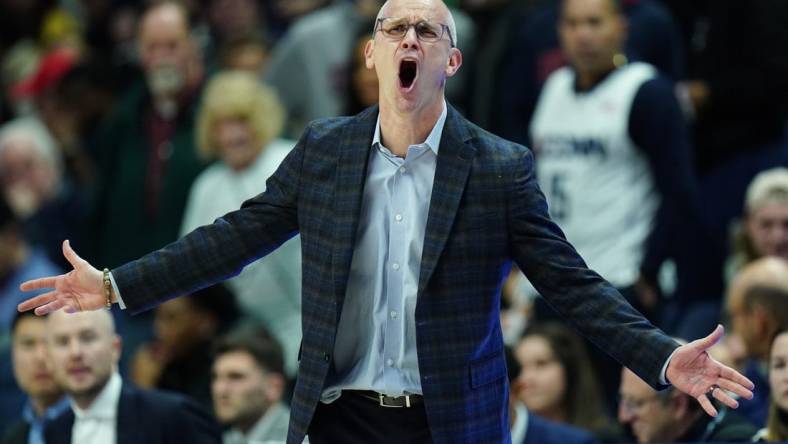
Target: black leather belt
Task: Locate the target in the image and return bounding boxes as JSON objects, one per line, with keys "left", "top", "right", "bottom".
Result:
{"left": 350, "top": 390, "right": 423, "bottom": 408}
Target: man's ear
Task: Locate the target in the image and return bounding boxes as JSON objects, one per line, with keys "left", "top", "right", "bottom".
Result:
{"left": 265, "top": 373, "right": 286, "bottom": 402}
{"left": 445, "top": 47, "right": 463, "bottom": 78}
{"left": 364, "top": 39, "right": 375, "bottom": 69}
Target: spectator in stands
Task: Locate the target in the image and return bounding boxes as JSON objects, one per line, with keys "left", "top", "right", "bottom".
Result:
{"left": 14, "top": 55, "right": 116, "bottom": 187}
{"left": 89, "top": 1, "right": 207, "bottom": 367}
{"left": 203, "top": 0, "right": 270, "bottom": 72}
{"left": 618, "top": 363, "right": 757, "bottom": 442}
{"left": 505, "top": 345, "right": 598, "bottom": 444}
{"left": 728, "top": 168, "right": 788, "bottom": 281}
{"left": 217, "top": 36, "right": 271, "bottom": 75}
{"left": 725, "top": 257, "right": 788, "bottom": 427}
{"left": 495, "top": 0, "right": 684, "bottom": 144}
{"left": 9, "top": 48, "right": 90, "bottom": 183}
{"left": 0, "top": 192, "right": 62, "bottom": 433}
{"left": 0, "top": 117, "right": 88, "bottom": 270}
{"left": 1, "top": 311, "right": 68, "bottom": 444}
{"left": 212, "top": 326, "right": 289, "bottom": 444}
{"left": 0, "top": 194, "right": 60, "bottom": 341}
{"left": 513, "top": 322, "right": 618, "bottom": 441}
{"left": 528, "top": 0, "right": 707, "bottom": 403}
{"left": 181, "top": 71, "right": 301, "bottom": 376}
{"left": 753, "top": 325, "right": 788, "bottom": 442}
{"left": 43, "top": 309, "right": 221, "bottom": 444}
{"left": 91, "top": 1, "right": 206, "bottom": 269}
{"left": 131, "top": 284, "right": 239, "bottom": 410}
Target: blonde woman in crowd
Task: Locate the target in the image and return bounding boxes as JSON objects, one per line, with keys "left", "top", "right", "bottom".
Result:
{"left": 728, "top": 167, "right": 788, "bottom": 282}
{"left": 181, "top": 71, "right": 301, "bottom": 376}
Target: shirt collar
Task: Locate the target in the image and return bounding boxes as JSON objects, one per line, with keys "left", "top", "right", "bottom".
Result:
{"left": 247, "top": 402, "right": 286, "bottom": 438}
{"left": 23, "top": 395, "right": 71, "bottom": 424}
{"left": 71, "top": 372, "right": 123, "bottom": 420}
{"left": 372, "top": 100, "right": 448, "bottom": 156}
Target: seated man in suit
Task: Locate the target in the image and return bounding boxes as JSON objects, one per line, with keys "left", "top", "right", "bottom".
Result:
{"left": 618, "top": 366, "right": 757, "bottom": 443}
{"left": 1, "top": 311, "right": 69, "bottom": 444}
{"left": 43, "top": 309, "right": 222, "bottom": 444}
{"left": 212, "top": 327, "right": 290, "bottom": 444}
{"left": 725, "top": 257, "right": 788, "bottom": 426}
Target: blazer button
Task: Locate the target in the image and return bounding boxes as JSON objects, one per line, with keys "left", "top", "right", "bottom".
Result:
{"left": 324, "top": 352, "right": 331, "bottom": 362}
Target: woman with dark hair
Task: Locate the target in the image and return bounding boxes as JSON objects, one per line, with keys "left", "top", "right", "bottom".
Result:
{"left": 753, "top": 325, "right": 788, "bottom": 441}
{"left": 514, "top": 322, "right": 620, "bottom": 442}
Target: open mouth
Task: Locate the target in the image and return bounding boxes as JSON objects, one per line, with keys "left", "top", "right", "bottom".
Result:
{"left": 399, "top": 60, "right": 418, "bottom": 90}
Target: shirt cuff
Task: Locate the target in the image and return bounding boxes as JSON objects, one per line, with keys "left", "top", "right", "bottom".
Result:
{"left": 108, "top": 272, "right": 126, "bottom": 310}
{"left": 659, "top": 347, "right": 680, "bottom": 385}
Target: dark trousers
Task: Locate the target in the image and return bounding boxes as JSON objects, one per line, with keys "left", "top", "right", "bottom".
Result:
{"left": 307, "top": 391, "right": 432, "bottom": 444}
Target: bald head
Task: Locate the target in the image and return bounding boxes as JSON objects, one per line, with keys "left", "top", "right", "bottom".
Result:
{"left": 728, "top": 257, "right": 788, "bottom": 305}
{"left": 727, "top": 257, "right": 788, "bottom": 360}
{"left": 139, "top": 2, "right": 190, "bottom": 39}
{"left": 46, "top": 309, "right": 120, "bottom": 407}
{"left": 377, "top": 0, "right": 458, "bottom": 47}
{"left": 48, "top": 309, "right": 116, "bottom": 336}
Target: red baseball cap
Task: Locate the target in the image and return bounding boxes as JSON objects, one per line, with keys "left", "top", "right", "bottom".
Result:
{"left": 12, "top": 48, "right": 77, "bottom": 98}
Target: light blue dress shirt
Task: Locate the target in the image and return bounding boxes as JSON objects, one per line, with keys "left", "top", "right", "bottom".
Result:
{"left": 22, "top": 396, "right": 70, "bottom": 444}
{"left": 321, "top": 103, "right": 447, "bottom": 402}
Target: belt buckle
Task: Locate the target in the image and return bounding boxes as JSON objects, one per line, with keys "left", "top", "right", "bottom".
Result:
{"left": 378, "top": 393, "right": 411, "bottom": 408}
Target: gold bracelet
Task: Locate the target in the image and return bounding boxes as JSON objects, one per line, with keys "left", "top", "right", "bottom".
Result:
{"left": 102, "top": 268, "right": 113, "bottom": 309}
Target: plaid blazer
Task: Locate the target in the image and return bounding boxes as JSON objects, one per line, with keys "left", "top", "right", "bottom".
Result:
{"left": 114, "top": 104, "right": 678, "bottom": 444}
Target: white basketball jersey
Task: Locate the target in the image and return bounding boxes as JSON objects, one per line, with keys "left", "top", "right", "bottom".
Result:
{"left": 529, "top": 63, "right": 659, "bottom": 287}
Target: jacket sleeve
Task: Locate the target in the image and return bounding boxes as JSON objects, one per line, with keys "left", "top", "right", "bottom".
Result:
{"left": 111, "top": 124, "right": 309, "bottom": 314}
{"left": 168, "top": 397, "right": 222, "bottom": 444}
{"left": 506, "top": 147, "right": 679, "bottom": 388}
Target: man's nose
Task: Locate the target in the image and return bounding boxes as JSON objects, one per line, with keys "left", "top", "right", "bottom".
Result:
{"left": 66, "top": 340, "right": 83, "bottom": 357}
{"left": 400, "top": 26, "right": 420, "bottom": 49}
{"left": 618, "top": 404, "right": 634, "bottom": 423}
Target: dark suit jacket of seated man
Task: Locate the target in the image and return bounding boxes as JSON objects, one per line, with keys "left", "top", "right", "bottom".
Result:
{"left": 43, "top": 383, "right": 221, "bottom": 444}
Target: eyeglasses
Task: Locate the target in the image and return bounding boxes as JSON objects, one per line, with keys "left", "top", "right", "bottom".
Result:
{"left": 618, "top": 395, "right": 661, "bottom": 415}
{"left": 375, "top": 17, "right": 455, "bottom": 48}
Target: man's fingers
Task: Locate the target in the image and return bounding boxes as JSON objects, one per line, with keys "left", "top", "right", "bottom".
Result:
{"left": 62, "top": 240, "right": 86, "bottom": 269}
{"left": 20, "top": 276, "right": 59, "bottom": 291}
{"left": 716, "top": 376, "right": 754, "bottom": 399}
{"left": 712, "top": 387, "right": 739, "bottom": 409}
{"left": 696, "top": 394, "right": 718, "bottom": 417}
{"left": 17, "top": 291, "right": 58, "bottom": 313}
{"left": 719, "top": 365, "right": 755, "bottom": 392}
{"left": 34, "top": 299, "right": 67, "bottom": 316}
{"left": 693, "top": 324, "right": 724, "bottom": 351}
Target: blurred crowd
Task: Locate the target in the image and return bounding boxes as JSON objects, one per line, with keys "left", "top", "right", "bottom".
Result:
{"left": 0, "top": 0, "right": 786, "bottom": 443}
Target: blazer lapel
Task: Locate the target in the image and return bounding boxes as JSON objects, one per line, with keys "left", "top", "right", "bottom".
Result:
{"left": 331, "top": 106, "right": 377, "bottom": 316}
{"left": 418, "top": 106, "right": 476, "bottom": 295}
{"left": 116, "top": 385, "right": 144, "bottom": 444}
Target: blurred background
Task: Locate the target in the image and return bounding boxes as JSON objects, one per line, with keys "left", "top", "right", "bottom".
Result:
{"left": 0, "top": 0, "right": 787, "bottom": 442}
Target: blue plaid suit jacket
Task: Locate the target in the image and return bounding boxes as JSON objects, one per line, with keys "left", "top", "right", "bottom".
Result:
{"left": 113, "top": 104, "right": 679, "bottom": 443}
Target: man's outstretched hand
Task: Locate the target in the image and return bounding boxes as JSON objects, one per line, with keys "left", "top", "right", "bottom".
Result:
{"left": 666, "top": 325, "right": 754, "bottom": 417}
{"left": 18, "top": 240, "right": 107, "bottom": 315}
